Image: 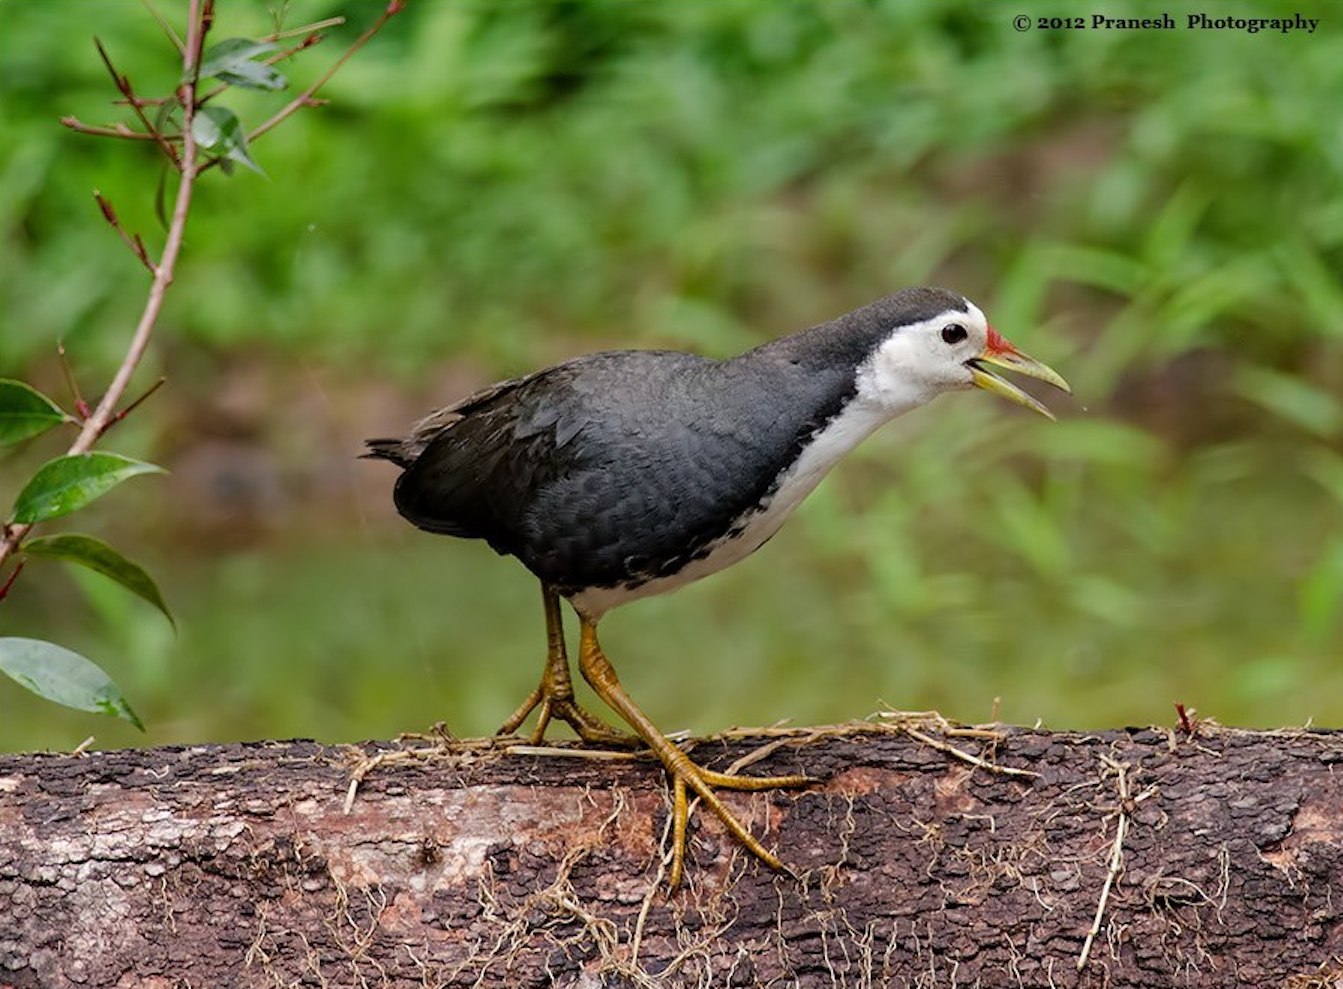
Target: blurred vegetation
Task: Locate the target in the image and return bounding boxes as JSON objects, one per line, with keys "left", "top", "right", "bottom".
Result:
{"left": 2, "top": 0, "right": 1341, "bottom": 752}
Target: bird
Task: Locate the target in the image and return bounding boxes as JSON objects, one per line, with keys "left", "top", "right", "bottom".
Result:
{"left": 364, "top": 286, "right": 1069, "bottom": 887}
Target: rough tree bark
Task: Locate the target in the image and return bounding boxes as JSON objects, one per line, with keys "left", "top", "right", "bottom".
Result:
{"left": 1, "top": 723, "right": 1341, "bottom": 988}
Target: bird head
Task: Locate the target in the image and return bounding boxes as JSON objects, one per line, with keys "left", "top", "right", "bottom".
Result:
{"left": 857, "top": 293, "right": 1071, "bottom": 419}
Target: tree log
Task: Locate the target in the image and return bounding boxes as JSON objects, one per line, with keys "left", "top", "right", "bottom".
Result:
{"left": 2, "top": 724, "right": 1341, "bottom": 988}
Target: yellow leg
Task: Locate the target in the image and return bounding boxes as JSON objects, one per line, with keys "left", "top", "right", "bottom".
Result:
{"left": 576, "top": 617, "right": 810, "bottom": 888}
{"left": 497, "top": 584, "right": 634, "bottom": 746}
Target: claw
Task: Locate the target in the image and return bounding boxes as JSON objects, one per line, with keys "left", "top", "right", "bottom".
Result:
{"left": 665, "top": 755, "right": 811, "bottom": 888}
{"left": 576, "top": 617, "right": 811, "bottom": 889}
{"left": 496, "top": 585, "right": 636, "bottom": 747}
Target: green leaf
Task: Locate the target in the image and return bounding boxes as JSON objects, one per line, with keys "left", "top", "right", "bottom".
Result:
{"left": 1234, "top": 365, "right": 1343, "bottom": 439}
{"left": 191, "top": 105, "right": 265, "bottom": 175}
{"left": 216, "top": 59, "right": 288, "bottom": 92}
{"left": 199, "top": 38, "right": 286, "bottom": 91}
{"left": 0, "top": 637, "right": 143, "bottom": 730}
{"left": 25, "top": 534, "right": 175, "bottom": 629}
{"left": 9, "top": 452, "right": 165, "bottom": 524}
{"left": 0, "top": 379, "right": 72, "bottom": 445}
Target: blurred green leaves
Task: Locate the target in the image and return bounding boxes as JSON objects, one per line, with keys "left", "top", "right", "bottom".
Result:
{"left": 1234, "top": 366, "right": 1343, "bottom": 439}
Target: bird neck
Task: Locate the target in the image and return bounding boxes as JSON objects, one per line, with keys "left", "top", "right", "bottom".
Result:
{"left": 751, "top": 319, "right": 943, "bottom": 422}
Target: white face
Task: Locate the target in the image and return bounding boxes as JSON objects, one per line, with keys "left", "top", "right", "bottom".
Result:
{"left": 854, "top": 300, "right": 991, "bottom": 412}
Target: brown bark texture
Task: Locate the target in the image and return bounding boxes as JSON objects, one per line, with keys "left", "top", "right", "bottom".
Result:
{"left": 1, "top": 724, "right": 1341, "bottom": 989}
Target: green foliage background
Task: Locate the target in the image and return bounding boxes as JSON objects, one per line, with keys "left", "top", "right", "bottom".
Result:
{"left": 3, "top": 0, "right": 1342, "bottom": 751}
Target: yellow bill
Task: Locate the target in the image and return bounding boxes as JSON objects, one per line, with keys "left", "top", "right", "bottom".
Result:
{"left": 967, "top": 327, "right": 1071, "bottom": 420}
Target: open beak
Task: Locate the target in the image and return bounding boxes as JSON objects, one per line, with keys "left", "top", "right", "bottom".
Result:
{"left": 966, "top": 327, "right": 1071, "bottom": 420}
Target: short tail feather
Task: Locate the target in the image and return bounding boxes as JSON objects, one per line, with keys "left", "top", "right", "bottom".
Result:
{"left": 361, "top": 437, "right": 414, "bottom": 468}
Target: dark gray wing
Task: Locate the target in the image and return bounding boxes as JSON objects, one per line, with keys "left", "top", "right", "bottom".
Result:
{"left": 390, "top": 347, "right": 856, "bottom": 592}
{"left": 391, "top": 352, "right": 709, "bottom": 557}
{"left": 510, "top": 352, "right": 854, "bottom": 592}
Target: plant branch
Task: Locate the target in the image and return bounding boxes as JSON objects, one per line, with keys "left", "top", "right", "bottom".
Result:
{"left": 0, "top": 2, "right": 207, "bottom": 572}
{"left": 0, "top": 0, "right": 393, "bottom": 581}
{"left": 57, "top": 342, "right": 91, "bottom": 421}
{"left": 0, "top": 561, "right": 25, "bottom": 602}
{"left": 94, "top": 38, "right": 182, "bottom": 169}
{"left": 247, "top": 0, "right": 403, "bottom": 143}
{"left": 107, "top": 377, "right": 168, "bottom": 431}
{"left": 140, "top": 0, "right": 185, "bottom": 54}
{"left": 259, "top": 16, "right": 345, "bottom": 43}
{"left": 59, "top": 117, "right": 170, "bottom": 142}
{"left": 72, "top": 5, "right": 207, "bottom": 455}
{"left": 94, "top": 191, "right": 157, "bottom": 275}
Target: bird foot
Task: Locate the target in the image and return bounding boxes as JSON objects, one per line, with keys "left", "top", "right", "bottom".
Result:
{"left": 496, "top": 683, "right": 637, "bottom": 747}
{"left": 664, "top": 754, "right": 812, "bottom": 889}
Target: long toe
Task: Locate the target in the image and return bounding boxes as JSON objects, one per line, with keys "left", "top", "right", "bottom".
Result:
{"left": 496, "top": 685, "right": 544, "bottom": 737}
{"left": 697, "top": 766, "right": 813, "bottom": 791}
{"left": 665, "top": 757, "right": 811, "bottom": 888}
{"left": 555, "top": 699, "right": 641, "bottom": 748}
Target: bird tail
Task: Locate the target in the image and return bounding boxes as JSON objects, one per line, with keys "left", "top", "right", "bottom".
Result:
{"left": 361, "top": 437, "right": 415, "bottom": 468}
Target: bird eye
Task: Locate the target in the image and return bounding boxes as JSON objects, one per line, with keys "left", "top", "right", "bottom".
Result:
{"left": 941, "top": 324, "right": 967, "bottom": 345}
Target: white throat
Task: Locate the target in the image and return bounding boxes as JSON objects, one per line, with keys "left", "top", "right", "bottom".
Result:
{"left": 853, "top": 324, "right": 959, "bottom": 414}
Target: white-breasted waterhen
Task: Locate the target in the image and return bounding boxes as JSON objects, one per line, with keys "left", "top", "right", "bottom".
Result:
{"left": 364, "top": 286, "right": 1069, "bottom": 887}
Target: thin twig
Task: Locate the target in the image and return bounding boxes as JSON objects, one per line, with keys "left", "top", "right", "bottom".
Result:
{"left": 60, "top": 118, "right": 169, "bottom": 142}
{"left": 264, "top": 32, "right": 325, "bottom": 66}
{"left": 247, "top": 1, "right": 404, "bottom": 143}
{"left": 94, "top": 191, "right": 157, "bottom": 274}
{"left": 0, "top": 562, "right": 26, "bottom": 602}
{"left": 259, "top": 16, "right": 345, "bottom": 43}
{"left": 75, "top": 13, "right": 204, "bottom": 449}
{"left": 112, "top": 96, "right": 173, "bottom": 108}
{"left": 94, "top": 38, "right": 181, "bottom": 169}
{"left": 57, "top": 342, "right": 90, "bottom": 420}
{"left": 503, "top": 744, "right": 645, "bottom": 762}
{"left": 140, "top": 0, "right": 184, "bottom": 54}
{"left": 108, "top": 376, "right": 168, "bottom": 429}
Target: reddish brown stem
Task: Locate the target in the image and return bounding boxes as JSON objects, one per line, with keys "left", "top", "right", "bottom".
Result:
{"left": 108, "top": 377, "right": 167, "bottom": 430}
{"left": 94, "top": 191, "right": 156, "bottom": 275}
{"left": 113, "top": 96, "right": 173, "bottom": 108}
{"left": 94, "top": 38, "right": 182, "bottom": 169}
{"left": 1175, "top": 702, "right": 1200, "bottom": 736}
{"left": 0, "top": 561, "right": 25, "bottom": 602}
{"left": 60, "top": 117, "right": 168, "bottom": 142}
{"left": 57, "top": 342, "right": 90, "bottom": 421}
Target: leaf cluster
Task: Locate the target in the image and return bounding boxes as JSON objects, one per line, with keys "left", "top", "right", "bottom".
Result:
{"left": 0, "top": 2, "right": 399, "bottom": 731}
